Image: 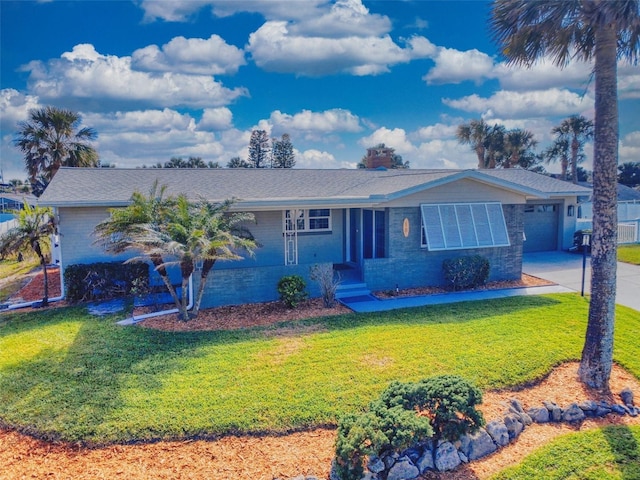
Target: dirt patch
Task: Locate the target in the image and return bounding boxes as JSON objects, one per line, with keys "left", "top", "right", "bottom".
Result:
{"left": 1, "top": 362, "right": 638, "bottom": 480}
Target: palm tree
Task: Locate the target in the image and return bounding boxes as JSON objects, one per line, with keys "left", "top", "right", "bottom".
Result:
{"left": 485, "top": 124, "right": 506, "bottom": 169}
{"left": 543, "top": 137, "right": 571, "bottom": 181}
{"left": 504, "top": 129, "right": 537, "bottom": 168}
{"left": 491, "top": 0, "right": 640, "bottom": 390}
{"left": 94, "top": 183, "right": 257, "bottom": 321}
{"left": 456, "top": 119, "right": 489, "bottom": 169}
{"left": 552, "top": 115, "right": 594, "bottom": 183}
{"left": 0, "top": 203, "right": 57, "bottom": 306}
{"left": 14, "top": 106, "right": 99, "bottom": 196}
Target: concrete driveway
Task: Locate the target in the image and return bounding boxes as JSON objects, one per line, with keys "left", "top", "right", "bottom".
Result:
{"left": 523, "top": 251, "right": 640, "bottom": 312}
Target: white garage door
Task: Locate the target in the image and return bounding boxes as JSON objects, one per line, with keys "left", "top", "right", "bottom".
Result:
{"left": 523, "top": 203, "right": 558, "bottom": 252}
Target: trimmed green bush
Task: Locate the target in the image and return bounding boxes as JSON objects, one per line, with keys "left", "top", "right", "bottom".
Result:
{"left": 334, "top": 375, "right": 484, "bottom": 480}
{"left": 64, "top": 262, "right": 149, "bottom": 303}
{"left": 442, "top": 255, "right": 490, "bottom": 291}
{"left": 277, "top": 275, "right": 308, "bottom": 308}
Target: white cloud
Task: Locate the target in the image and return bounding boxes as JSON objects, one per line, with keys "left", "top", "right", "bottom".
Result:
{"left": 131, "top": 35, "right": 245, "bottom": 76}
{"left": 495, "top": 58, "right": 593, "bottom": 91}
{"left": 269, "top": 109, "right": 362, "bottom": 138}
{"left": 443, "top": 88, "right": 593, "bottom": 120}
{"left": 198, "top": 107, "right": 233, "bottom": 131}
{"left": 618, "top": 63, "right": 640, "bottom": 99}
{"left": 413, "top": 139, "right": 476, "bottom": 169}
{"left": 296, "top": 148, "right": 354, "bottom": 169}
{"left": 248, "top": 21, "right": 431, "bottom": 76}
{"left": 423, "top": 47, "right": 495, "bottom": 85}
{"left": 83, "top": 109, "right": 196, "bottom": 133}
{"left": 24, "top": 44, "right": 248, "bottom": 109}
{"left": 620, "top": 131, "right": 640, "bottom": 163}
{"left": 358, "top": 127, "right": 416, "bottom": 155}
{"left": 414, "top": 122, "right": 457, "bottom": 141}
{"left": 0, "top": 89, "right": 41, "bottom": 130}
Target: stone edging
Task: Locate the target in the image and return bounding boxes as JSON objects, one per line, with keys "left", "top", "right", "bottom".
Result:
{"left": 331, "top": 388, "right": 638, "bottom": 480}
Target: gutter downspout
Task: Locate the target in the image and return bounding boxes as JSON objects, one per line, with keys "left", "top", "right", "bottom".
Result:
{"left": 116, "top": 274, "right": 194, "bottom": 326}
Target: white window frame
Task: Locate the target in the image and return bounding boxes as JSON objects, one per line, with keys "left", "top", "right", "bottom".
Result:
{"left": 420, "top": 202, "right": 510, "bottom": 251}
{"left": 283, "top": 208, "right": 331, "bottom": 232}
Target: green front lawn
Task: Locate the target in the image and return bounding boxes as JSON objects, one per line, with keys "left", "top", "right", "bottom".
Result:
{"left": 491, "top": 426, "right": 640, "bottom": 480}
{"left": 618, "top": 244, "right": 640, "bottom": 265}
{"left": 0, "top": 294, "right": 639, "bottom": 446}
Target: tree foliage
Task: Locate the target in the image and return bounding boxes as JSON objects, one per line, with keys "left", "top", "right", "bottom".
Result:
{"left": 226, "top": 156, "right": 251, "bottom": 168}
{"left": 490, "top": 0, "right": 640, "bottom": 390}
{"left": 551, "top": 115, "right": 594, "bottom": 184}
{"left": 150, "top": 157, "right": 221, "bottom": 169}
{"left": 93, "top": 182, "right": 257, "bottom": 321}
{"left": 618, "top": 162, "right": 640, "bottom": 187}
{"left": 14, "top": 106, "right": 99, "bottom": 196}
{"left": 247, "top": 130, "right": 271, "bottom": 168}
{"left": 271, "top": 133, "right": 296, "bottom": 168}
{"left": 0, "top": 203, "right": 57, "bottom": 305}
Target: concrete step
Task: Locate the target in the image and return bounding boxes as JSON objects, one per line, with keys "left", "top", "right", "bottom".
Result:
{"left": 335, "top": 282, "right": 371, "bottom": 299}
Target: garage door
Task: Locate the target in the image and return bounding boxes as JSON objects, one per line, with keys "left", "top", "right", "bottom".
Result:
{"left": 523, "top": 203, "right": 558, "bottom": 252}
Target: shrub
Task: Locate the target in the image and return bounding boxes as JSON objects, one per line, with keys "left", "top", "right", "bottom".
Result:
{"left": 334, "top": 375, "right": 484, "bottom": 480}
{"left": 64, "top": 262, "right": 149, "bottom": 303}
{"left": 277, "top": 275, "right": 308, "bottom": 308}
{"left": 442, "top": 255, "right": 490, "bottom": 291}
{"left": 309, "top": 264, "right": 341, "bottom": 308}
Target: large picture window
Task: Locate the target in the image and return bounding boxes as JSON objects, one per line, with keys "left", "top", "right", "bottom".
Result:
{"left": 283, "top": 209, "right": 331, "bottom": 232}
{"left": 421, "top": 202, "right": 510, "bottom": 251}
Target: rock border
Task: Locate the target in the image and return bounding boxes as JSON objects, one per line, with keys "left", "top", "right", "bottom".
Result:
{"left": 332, "top": 389, "right": 637, "bottom": 480}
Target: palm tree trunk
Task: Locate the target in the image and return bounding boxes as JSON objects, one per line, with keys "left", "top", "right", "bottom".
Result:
{"left": 150, "top": 255, "right": 183, "bottom": 315}
{"left": 32, "top": 240, "right": 49, "bottom": 307}
{"left": 561, "top": 156, "right": 569, "bottom": 181}
{"left": 578, "top": 21, "right": 618, "bottom": 391}
{"left": 193, "top": 259, "right": 215, "bottom": 317}
{"left": 476, "top": 146, "right": 485, "bottom": 169}
{"left": 571, "top": 137, "right": 580, "bottom": 184}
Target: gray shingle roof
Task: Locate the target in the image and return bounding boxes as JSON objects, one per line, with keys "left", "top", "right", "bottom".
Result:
{"left": 39, "top": 167, "right": 590, "bottom": 208}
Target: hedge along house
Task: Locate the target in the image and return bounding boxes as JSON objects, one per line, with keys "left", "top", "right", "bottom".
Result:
{"left": 39, "top": 167, "right": 589, "bottom": 308}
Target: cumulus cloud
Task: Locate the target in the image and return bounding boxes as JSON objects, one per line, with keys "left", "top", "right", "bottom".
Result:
{"left": 269, "top": 109, "right": 362, "bottom": 138}
{"left": 0, "top": 89, "right": 42, "bottom": 130}
{"left": 131, "top": 35, "right": 245, "bottom": 76}
{"left": 23, "top": 44, "right": 248, "bottom": 110}
{"left": 423, "top": 47, "right": 495, "bottom": 85}
{"left": 443, "top": 88, "right": 593, "bottom": 120}
{"left": 620, "top": 131, "right": 640, "bottom": 163}
{"left": 199, "top": 107, "right": 234, "bottom": 131}
{"left": 414, "top": 122, "right": 458, "bottom": 141}
{"left": 296, "top": 148, "right": 354, "bottom": 169}
{"left": 358, "top": 127, "right": 416, "bottom": 155}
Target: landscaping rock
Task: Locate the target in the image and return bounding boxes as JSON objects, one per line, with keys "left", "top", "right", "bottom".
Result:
{"left": 527, "top": 406, "right": 550, "bottom": 423}
{"left": 485, "top": 419, "right": 510, "bottom": 447}
{"left": 543, "top": 400, "right": 563, "bottom": 422}
{"left": 620, "top": 387, "right": 635, "bottom": 406}
{"left": 579, "top": 400, "right": 598, "bottom": 417}
{"left": 503, "top": 414, "right": 524, "bottom": 440}
{"left": 400, "top": 447, "right": 422, "bottom": 464}
{"left": 459, "top": 428, "right": 497, "bottom": 461}
{"left": 434, "top": 442, "right": 461, "bottom": 472}
{"left": 562, "top": 403, "right": 586, "bottom": 423}
{"left": 509, "top": 399, "right": 525, "bottom": 413}
{"left": 383, "top": 452, "right": 400, "bottom": 469}
{"left": 386, "top": 456, "right": 419, "bottom": 480}
{"left": 416, "top": 447, "right": 435, "bottom": 473}
{"left": 367, "top": 456, "right": 385, "bottom": 474}
{"left": 611, "top": 404, "right": 628, "bottom": 415}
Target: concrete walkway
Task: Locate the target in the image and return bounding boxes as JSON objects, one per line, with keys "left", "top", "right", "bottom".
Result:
{"left": 339, "top": 284, "right": 573, "bottom": 313}
{"left": 522, "top": 251, "right": 640, "bottom": 312}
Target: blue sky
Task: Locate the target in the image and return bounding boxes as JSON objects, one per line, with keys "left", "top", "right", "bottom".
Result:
{"left": 1, "top": 0, "right": 639, "bottom": 181}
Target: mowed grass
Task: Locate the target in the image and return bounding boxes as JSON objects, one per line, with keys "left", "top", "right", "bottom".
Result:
{"left": 0, "top": 293, "right": 639, "bottom": 445}
{"left": 0, "top": 257, "right": 39, "bottom": 301}
{"left": 491, "top": 425, "right": 640, "bottom": 480}
{"left": 618, "top": 244, "right": 640, "bottom": 265}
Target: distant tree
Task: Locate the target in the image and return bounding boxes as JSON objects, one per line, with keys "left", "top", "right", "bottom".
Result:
{"left": 0, "top": 203, "right": 57, "bottom": 305}
{"left": 271, "top": 134, "right": 296, "bottom": 168}
{"left": 491, "top": 0, "right": 640, "bottom": 391}
{"left": 577, "top": 166, "right": 590, "bottom": 182}
{"left": 503, "top": 129, "right": 537, "bottom": 168}
{"left": 14, "top": 106, "right": 99, "bottom": 196}
{"left": 248, "top": 130, "right": 270, "bottom": 168}
{"left": 485, "top": 124, "right": 506, "bottom": 169}
{"left": 618, "top": 162, "right": 640, "bottom": 187}
{"left": 207, "top": 161, "right": 222, "bottom": 168}
{"left": 227, "top": 156, "right": 251, "bottom": 168}
{"left": 456, "top": 119, "right": 490, "bottom": 169}
{"left": 552, "top": 115, "right": 594, "bottom": 184}
{"left": 543, "top": 137, "right": 571, "bottom": 181}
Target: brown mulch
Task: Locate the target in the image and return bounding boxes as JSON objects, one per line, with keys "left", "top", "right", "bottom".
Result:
{"left": 4, "top": 271, "right": 638, "bottom": 479}
{"left": 5, "top": 265, "right": 62, "bottom": 303}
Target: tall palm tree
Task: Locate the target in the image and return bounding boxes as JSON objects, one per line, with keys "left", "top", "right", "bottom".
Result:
{"left": 485, "top": 124, "right": 506, "bottom": 169}
{"left": 543, "top": 137, "right": 571, "bottom": 181}
{"left": 94, "top": 183, "right": 257, "bottom": 321}
{"left": 491, "top": 0, "right": 640, "bottom": 390}
{"left": 14, "top": 106, "right": 99, "bottom": 196}
{"left": 552, "top": 115, "right": 594, "bottom": 183}
{"left": 0, "top": 203, "right": 57, "bottom": 306}
{"left": 456, "top": 119, "right": 490, "bottom": 169}
{"left": 504, "top": 128, "right": 537, "bottom": 168}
